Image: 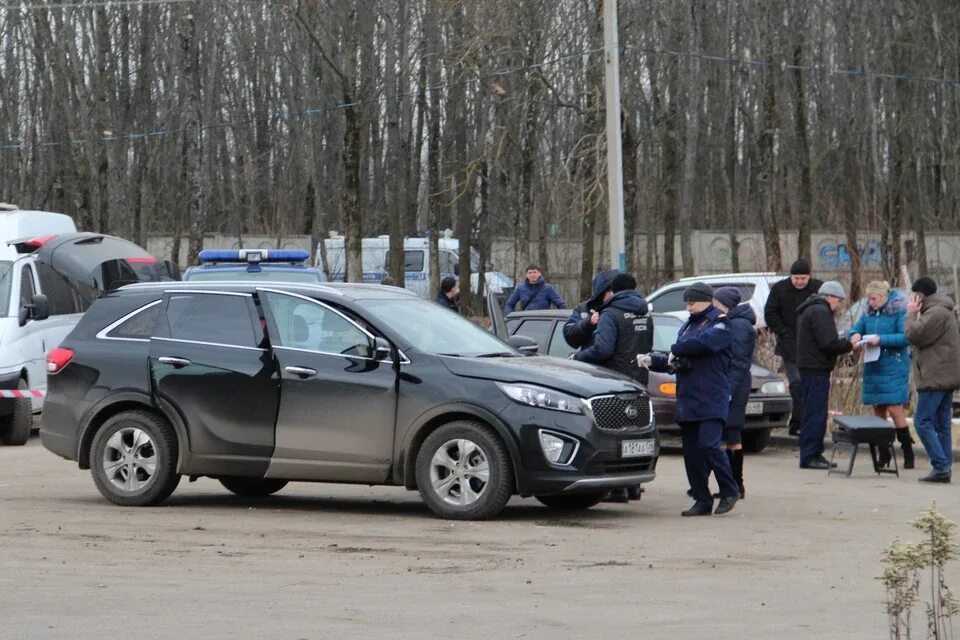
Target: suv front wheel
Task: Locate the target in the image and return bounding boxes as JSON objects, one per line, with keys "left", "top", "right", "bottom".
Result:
{"left": 415, "top": 421, "right": 514, "bottom": 520}
{"left": 90, "top": 410, "right": 181, "bottom": 506}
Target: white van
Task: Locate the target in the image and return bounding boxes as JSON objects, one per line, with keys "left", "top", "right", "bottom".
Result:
{"left": 317, "top": 234, "right": 513, "bottom": 298}
{"left": 0, "top": 207, "right": 78, "bottom": 445}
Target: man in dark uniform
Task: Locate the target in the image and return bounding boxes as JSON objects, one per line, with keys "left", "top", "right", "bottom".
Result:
{"left": 563, "top": 269, "right": 620, "bottom": 351}
{"left": 764, "top": 259, "right": 823, "bottom": 435}
{"left": 642, "top": 282, "right": 738, "bottom": 516}
{"left": 435, "top": 276, "right": 460, "bottom": 313}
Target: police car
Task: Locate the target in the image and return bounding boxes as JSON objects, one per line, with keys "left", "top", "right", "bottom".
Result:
{"left": 182, "top": 249, "right": 327, "bottom": 283}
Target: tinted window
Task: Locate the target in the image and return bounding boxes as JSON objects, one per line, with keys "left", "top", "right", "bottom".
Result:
{"left": 650, "top": 288, "right": 685, "bottom": 313}
{"left": 386, "top": 250, "right": 424, "bottom": 272}
{"left": 107, "top": 302, "right": 161, "bottom": 340}
{"left": 165, "top": 294, "right": 257, "bottom": 347}
{"left": 263, "top": 292, "right": 373, "bottom": 358}
{"left": 19, "top": 265, "right": 35, "bottom": 307}
{"left": 548, "top": 322, "right": 575, "bottom": 359}
{"left": 512, "top": 319, "right": 552, "bottom": 347}
{"left": 36, "top": 262, "right": 85, "bottom": 315}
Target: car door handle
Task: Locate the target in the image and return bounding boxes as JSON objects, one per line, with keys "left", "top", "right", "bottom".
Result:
{"left": 285, "top": 366, "right": 318, "bottom": 378}
{"left": 158, "top": 356, "right": 192, "bottom": 368}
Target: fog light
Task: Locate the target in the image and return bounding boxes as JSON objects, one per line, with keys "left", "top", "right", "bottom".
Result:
{"left": 761, "top": 381, "right": 786, "bottom": 394}
{"left": 538, "top": 430, "right": 577, "bottom": 465}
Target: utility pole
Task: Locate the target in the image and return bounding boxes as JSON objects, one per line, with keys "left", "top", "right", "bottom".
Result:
{"left": 602, "top": 0, "right": 626, "bottom": 272}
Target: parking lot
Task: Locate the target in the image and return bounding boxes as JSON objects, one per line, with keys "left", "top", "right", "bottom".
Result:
{"left": 3, "top": 434, "right": 957, "bottom": 640}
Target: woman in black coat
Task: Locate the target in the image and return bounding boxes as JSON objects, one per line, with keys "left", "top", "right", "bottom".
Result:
{"left": 713, "top": 287, "right": 756, "bottom": 498}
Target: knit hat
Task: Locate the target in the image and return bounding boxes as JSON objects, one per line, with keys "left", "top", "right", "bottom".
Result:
{"left": 818, "top": 281, "right": 847, "bottom": 300}
{"left": 683, "top": 282, "right": 714, "bottom": 303}
{"left": 440, "top": 276, "right": 457, "bottom": 294}
{"left": 790, "top": 259, "right": 812, "bottom": 275}
{"left": 911, "top": 276, "right": 937, "bottom": 297}
{"left": 713, "top": 286, "right": 741, "bottom": 309}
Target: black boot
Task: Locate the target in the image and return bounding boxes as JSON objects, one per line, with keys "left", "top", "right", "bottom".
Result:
{"left": 877, "top": 444, "right": 892, "bottom": 469}
{"left": 896, "top": 428, "right": 915, "bottom": 469}
{"left": 730, "top": 449, "right": 745, "bottom": 499}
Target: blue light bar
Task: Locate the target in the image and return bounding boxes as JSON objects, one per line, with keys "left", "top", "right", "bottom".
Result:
{"left": 198, "top": 249, "right": 310, "bottom": 264}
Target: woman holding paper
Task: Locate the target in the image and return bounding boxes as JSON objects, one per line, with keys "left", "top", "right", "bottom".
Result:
{"left": 848, "top": 281, "right": 914, "bottom": 468}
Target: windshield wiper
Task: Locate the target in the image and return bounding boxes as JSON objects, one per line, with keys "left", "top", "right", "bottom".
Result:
{"left": 475, "top": 352, "right": 521, "bottom": 358}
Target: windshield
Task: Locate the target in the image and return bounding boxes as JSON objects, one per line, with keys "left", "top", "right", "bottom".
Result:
{"left": 186, "top": 269, "right": 323, "bottom": 283}
{"left": 0, "top": 261, "right": 11, "bottom": 314}
{"left": 358, "top": 298, "right": 516, "bottom": 357}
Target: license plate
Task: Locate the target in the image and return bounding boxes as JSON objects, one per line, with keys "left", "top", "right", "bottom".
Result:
{"left": 745, "top": 401, "right": 764, "bottom": 415}
{"left": 621, "top": 439, "right": 656, "bottom": 458}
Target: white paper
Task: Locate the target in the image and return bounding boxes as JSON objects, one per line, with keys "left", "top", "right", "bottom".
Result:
{"left": 862, "top": 335, "right": 881, "bottom": 363}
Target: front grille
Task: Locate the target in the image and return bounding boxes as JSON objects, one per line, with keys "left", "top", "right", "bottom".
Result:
{"left": 589, "top": 394, "right": 653, "bottom": 431}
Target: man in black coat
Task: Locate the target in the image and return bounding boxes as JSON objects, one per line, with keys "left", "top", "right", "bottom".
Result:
{"left": 563, "top": 269, "right": 620, "bottom": 351}
{"left": 435, "top": 276, "right": 460, "bottom": 313}
{"left": 795, "top": 281, "right": 853, "bottom": 469}
{"left": 764, "top": 259, "right": 823, "bottom": 435}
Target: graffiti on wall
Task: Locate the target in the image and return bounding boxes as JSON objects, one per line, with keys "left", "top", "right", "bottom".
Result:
{"left": 818, "top": 240, "right": 887, "bottom": 269}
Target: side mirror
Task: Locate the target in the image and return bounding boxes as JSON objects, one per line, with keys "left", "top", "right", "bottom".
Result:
{"left": 507, "top": 334, "right": 539, "bottom": 356}
{"left": 374, "top": 336, "right": 393, "bottom": 361}
{"left": 19, "top": 294, "right": 49, "bottom": 326}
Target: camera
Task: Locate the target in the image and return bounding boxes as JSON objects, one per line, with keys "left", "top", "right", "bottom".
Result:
{"left": 669, "top": 356, "right": 693, "bottom": 374}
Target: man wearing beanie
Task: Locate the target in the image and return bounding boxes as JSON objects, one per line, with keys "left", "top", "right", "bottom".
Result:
{"left": 764, "top": 259, "right": 823, "bottom": 436}
{"left": 795, "top": 281, "right": 853, "bottom": 469}
{"left": 643, "top": 282, "right": 739, "bottom": 516}
{"left": 905, "top": 276, "right": 960, "bottom": 483}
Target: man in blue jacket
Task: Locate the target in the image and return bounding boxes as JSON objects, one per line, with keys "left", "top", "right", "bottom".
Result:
{"left": 504, "top": 265, "right": 566, "bottom": 313}
{"left": 641, "top": 282, "right": 739, "bottom": 516}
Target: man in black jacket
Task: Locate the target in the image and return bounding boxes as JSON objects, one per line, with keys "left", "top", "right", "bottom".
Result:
{"left": 795, "top": 281, "right": 853, "bottom": 469}
{"left": 764, "top": 259, "right": 823, "bottom": 435}
{"left": 435, "top": 276, "right": 460, "bottom": 313}
{"left": 573, "top": 273, "right": 652, "bottom": 380}
{"left": 563, "top": 269, "right": 620, "bottom": 351}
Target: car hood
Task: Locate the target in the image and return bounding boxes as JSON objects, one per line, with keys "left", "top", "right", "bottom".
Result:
{"left": 440, "top": 355, "right": 643, "bottom": 398}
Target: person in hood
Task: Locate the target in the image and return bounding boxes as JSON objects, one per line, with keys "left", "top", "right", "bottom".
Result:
{"left": 435, "top": 276, "right": 460, "bottom": 313}
{"left": 712, "top": 286, "right": 755, "bottom": 498}
{"left": 795, "top": 281, "right": 853, "bottom": 469}
{"left": 563, "top": 269, "right": 620, "bottom": 350}
{"left": 764, "top": 259, "right": 823, "bottom": 435}
{"left": 905, "top": 276, "right": 960, "bottom": 483}
{"left": 848, "top": 281, "right": 913, "bottom": 469}
{"left": 641, "top": 282, "right": 739, "bottom": 517}
{"left": 503, "top": 265, "right": 566, "bottom": 313}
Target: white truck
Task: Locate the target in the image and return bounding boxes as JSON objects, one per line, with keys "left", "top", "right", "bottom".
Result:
{"left": 316, "top": 235, "right": 513, "bottom": 298}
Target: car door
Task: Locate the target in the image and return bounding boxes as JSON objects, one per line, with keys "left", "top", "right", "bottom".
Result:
{"left": 259, "top": 289, "right": 397, "bottom": 483}
{"left": 149, "top": 290, "right": 280, "bottom": 477}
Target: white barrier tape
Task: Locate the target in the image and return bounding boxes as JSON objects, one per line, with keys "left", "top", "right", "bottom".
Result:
{"left": 0, "top": 389, "right": 44, "bottom": 399}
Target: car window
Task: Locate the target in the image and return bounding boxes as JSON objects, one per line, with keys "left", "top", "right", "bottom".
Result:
{"left": 548, "top": 322, "right": 575, "bottom": 359}
{"left": 106, "top": 302, "right": 161, "bottom": 340}
{"left": 653, "top": 317, "right": 683, "bottom": 352}
{"left": 385, "top": 250, "right": 425, "bottom": 272}
{"left": 19, "top": 265, "right": 35, "bottom": 307}
{"left": 650, "top": 287, "right": 685, "bottom": 312}
{"left": 185, "top": 269, "right": 323, "bottom": 283}
{"left": 511, "top": 319, "right": 552, "bottom": 347}
{"left": 36, "top": 262, "right": 86, "bottom": 315}
{"left": 505, "top": 318, "right": 521, "bottom": 335}
{"left": 165, "top": 293, "right": 258, "bottom": 348}
{"left": 707, "top": 282, "right": 756, "bottom": 302}
{"left": 0, "top": 261, "right": 11, "bottom": 313}
{"left": 262, "top": 292, "right": 373, "bottom": 358}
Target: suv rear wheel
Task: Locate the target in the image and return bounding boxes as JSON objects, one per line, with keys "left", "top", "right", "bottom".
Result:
{"left": 219, "top": 477, "right": 288, "bottom": 497}
{"left": 742, "top": 428, "right": 772, "bottom": 453}
{"left": 415, "top": 421, "right": 514, "bottom": 520}
{"left": 0, "top": 379, "right": 33, "bottom": 446}
{"left": 90, "top": 410, "right": 180, "bottom": 506}
{"left": 536, "top": 492, "right": 605, "bottom": 511}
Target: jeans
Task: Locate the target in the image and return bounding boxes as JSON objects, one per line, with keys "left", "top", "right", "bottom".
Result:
{"left": 783, "top": 359, "right": 803, "bottom": 431}
{"left": 798, "top": 372, "right": 831, "bottom": 466}
{"left": 680, "top": 419, "right": 739, "bottom": 502}
{"left": 914, "top": 390, "right": 955, "bottom": 474}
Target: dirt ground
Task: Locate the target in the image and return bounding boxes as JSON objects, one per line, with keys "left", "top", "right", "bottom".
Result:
{"left": 2, "top": 435, "right": 957, "bottom": 640}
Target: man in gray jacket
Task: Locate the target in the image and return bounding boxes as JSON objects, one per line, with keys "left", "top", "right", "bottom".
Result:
{"left": 905, "top": 276, "right": 960, "bottom": 483}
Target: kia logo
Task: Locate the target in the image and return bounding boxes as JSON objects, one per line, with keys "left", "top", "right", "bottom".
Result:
{"left": 624, "top": 405, "right": 639, "bottom": 419}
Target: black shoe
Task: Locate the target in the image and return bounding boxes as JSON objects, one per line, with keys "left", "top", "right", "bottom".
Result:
{"left": 686, "top": 488, "right": 694, "bottom": 498}
{"left": 800, "top": 459, "right": 831, "bottom": 470}
{"left": 714, "top": 496, "right": 738, "bottom": 515}
{"left": 738, "top": 485, "right": 746, "bottom": 500}
{"left": 902, "top": 444, "right": 915, "bottom": 470}
{"left": 602, "top": 488, "right": 630, "bottom": 503}
{"left": 816, "top": 455, "right": 838, "bottom": 469}
{"left": 918, "top": 471, "right": 952, "bottom": 484}
{"left": 877, "top": 446, "right": 892, "bottom": 468}
{"left": 681, "top": 501, "right": 713, "bottom": 517}
{"left": 788, "top": 424, "right": 800, "bottom": 436}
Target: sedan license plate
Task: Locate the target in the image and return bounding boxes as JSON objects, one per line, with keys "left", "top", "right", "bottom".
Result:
{"left": 745, "top": 401, "right": 764, "bottom": 415}
{"left": 621, "top": 439, "right": 656, "bottom": 458}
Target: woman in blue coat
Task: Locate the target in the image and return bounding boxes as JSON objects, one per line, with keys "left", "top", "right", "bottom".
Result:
{"left": 848, "top": 281, "right": 914, "bottom": 468}
{"left": 713, "top": 287, "right": 755, "bottom": 498}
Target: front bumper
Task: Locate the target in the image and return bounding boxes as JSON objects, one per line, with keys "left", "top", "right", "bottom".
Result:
{"left": 656, "top": 394, "right": 793, "bottom": 433}
{"left": 499, "top": 402, "right": 660, "bottom": 496}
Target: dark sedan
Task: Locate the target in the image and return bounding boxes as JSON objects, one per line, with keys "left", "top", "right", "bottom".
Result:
{"left": 496, "top": 309, "right": 792, "bottom": 452}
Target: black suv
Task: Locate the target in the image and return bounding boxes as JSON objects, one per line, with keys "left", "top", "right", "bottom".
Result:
{"left": 41, "top": 282, "right": 658, "bottom": 519}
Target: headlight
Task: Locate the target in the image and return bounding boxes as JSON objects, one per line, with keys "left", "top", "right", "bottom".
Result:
{"left": 497, "top": 382, "right": 584, "bottom": 414}
{"left": 538, "top": 429, "right": 579, "bottom": 465}
{"left": 761, "top": 381, "right": 786, "bottom": 394}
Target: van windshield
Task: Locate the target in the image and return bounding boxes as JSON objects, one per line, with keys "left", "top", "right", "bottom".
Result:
{"left": 0, "top": 261, "right": 12, "bottom": 313}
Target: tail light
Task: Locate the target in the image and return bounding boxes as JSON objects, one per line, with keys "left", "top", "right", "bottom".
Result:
{"left": 47, "top": 348, "right": 74, "bottom": 374}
